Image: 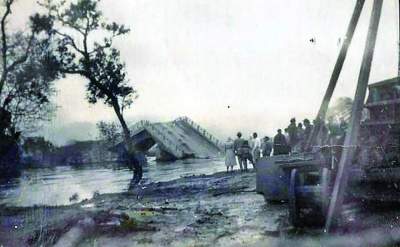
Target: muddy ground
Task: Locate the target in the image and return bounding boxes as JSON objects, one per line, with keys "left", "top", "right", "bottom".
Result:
{"left": 2, "top": 170, "right": 400, "bottom": 246}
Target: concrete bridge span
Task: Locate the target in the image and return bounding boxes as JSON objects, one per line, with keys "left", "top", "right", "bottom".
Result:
{"left": 115, "top": 117, "right": 223, "bottom": 161}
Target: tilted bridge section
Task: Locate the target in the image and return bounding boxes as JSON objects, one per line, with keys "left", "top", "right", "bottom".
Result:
{"left": 124, "top": 117, "right": 222, "bottom": 161}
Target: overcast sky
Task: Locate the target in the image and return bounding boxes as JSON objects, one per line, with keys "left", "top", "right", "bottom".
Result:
{"left": 11, "top": 0, "right": 400, "bottom": 144}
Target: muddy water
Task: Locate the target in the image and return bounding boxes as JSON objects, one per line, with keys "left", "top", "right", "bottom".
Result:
{"left": 0, "top": 158, "right": 226, "bottom": 207}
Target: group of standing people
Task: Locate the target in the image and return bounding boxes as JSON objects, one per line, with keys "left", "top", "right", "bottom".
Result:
{"left": 224, "top": 132, "right": 272, "bottom": 172}
{"left": 273, "top": 117, "right": 348, "bottom": 155}
{"left": 273, "top": 118, "right": 314, "bottom": 155}
{"left": 224, "top": 117, "right": 348, "bottom": 173}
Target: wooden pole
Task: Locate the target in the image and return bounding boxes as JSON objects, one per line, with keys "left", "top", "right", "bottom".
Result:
{"left": 305, "top": 0, "right": 365, "bottom": 151}
{"left": 398, "top": 0, "right": 400, "bottom": 76}
{"left": 325, "top": 0, "right": 383, "bottom": 232}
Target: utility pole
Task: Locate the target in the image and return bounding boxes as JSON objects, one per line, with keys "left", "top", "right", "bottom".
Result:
{"left": 325, "top": 0, "right": 383, "bottom": 232}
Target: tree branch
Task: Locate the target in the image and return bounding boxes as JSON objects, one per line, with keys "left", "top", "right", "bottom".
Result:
{"left": 6, "top": 31, "right": 35, "bottom": 72}
{"left": 55, "top": 9, "right": 85, "bottom": 36}
{"left": 59, "top": 68, "right": 86, "bottom": 75}
{"left": 0, "top": 0, "right": 13, "bottom": 95}
{"left": 89, "top": 41, "right": 112, "bottom": 54}
{"left": 53, "top": 29, "right": 85, "bottom": 55}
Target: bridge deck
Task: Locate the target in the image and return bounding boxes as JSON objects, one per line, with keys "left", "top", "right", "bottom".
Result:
{"left": 128, "top": 117, "right": 222, "bottom": 160}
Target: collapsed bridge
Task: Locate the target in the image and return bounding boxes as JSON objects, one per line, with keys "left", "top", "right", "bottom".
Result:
{"left": 114, "top": 117, "right": 223, "bottom": 161}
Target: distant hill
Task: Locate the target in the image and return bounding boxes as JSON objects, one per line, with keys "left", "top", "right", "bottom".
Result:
{"left": 38, "top": 122, "right": 98, "bottom": 146}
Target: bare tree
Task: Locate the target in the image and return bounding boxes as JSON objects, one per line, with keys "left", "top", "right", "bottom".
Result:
{"left": 96, "top": 120, "right": 122, "bottom": 147}
{"left": 326, "top": 97, "right": 353, "bottom": 123}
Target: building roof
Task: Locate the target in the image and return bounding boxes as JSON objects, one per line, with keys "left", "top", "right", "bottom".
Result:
{"left": 368, "top": 76, "right": 400, "bottom": 88}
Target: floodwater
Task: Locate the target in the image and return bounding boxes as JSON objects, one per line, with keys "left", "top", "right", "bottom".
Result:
{"left": 0, "top": 158, "right": 226, "bottom": 207}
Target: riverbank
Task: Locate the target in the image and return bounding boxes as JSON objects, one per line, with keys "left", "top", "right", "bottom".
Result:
{"left": 2, "top": 169, "right": 400, "bottom": 246}
{"left": 0, "top": 170, "right": 288, "bottom": 246}
{"left": 0, "top": 158, "right": 226, "bottom": 207}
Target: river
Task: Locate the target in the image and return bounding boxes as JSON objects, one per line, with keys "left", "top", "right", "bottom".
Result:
{"left": 0, "top": 158, "right": 225, "bottom": 207}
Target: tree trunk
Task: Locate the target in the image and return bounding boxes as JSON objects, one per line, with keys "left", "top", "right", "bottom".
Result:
{"left": 111, "top": 98, "right": 143, "bottom": 186}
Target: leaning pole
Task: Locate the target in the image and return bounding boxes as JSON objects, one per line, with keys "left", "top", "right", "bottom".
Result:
{"left": 325, "top": 0, "right": 383, "bottom": 232}
{"left": 305, "top": 0, "right": 365, "bottom": 151}
{"left": 398, "top": 0, "right": 400, "bottom": 76}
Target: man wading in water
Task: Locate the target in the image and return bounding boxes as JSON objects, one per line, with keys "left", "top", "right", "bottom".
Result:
{"left": 125, "top": 148, "right": 148, "bottom": 190}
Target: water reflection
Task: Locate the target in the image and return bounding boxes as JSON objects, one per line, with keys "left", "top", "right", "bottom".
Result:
{"left": 0, "top": 158, "right": 225, "bottom": 207}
